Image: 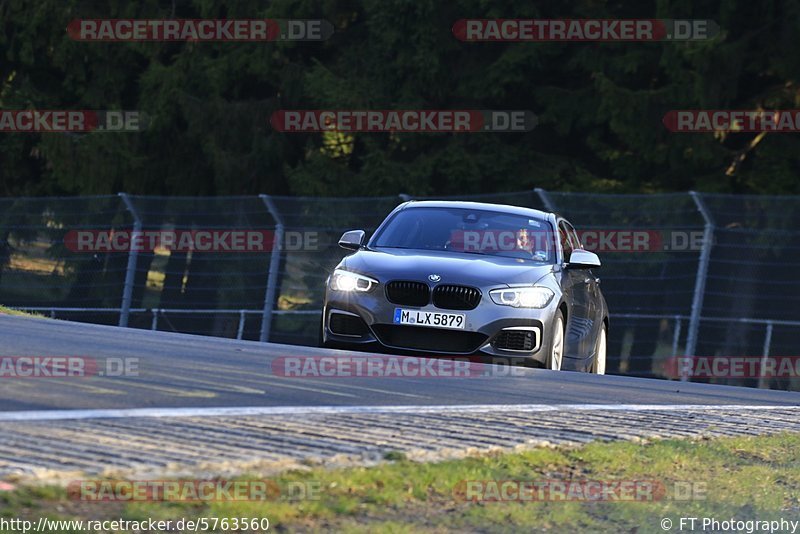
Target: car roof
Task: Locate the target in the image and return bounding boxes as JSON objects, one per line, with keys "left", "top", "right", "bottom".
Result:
{"left": 398, "top": 200, "right": 554, "bottom": 221}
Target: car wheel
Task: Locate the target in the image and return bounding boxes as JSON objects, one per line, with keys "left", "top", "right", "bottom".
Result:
{"left": 547, "top": 312, "right": 565, "bottom": 371}
{"left": 592, "top": 323, "right": 607, "bottom": 374}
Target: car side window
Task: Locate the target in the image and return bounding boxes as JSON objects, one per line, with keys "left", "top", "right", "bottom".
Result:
{"left": 565, "top": 221, "right": 582, "bottom": 250}
{"left": 558, "top": 221, "right": 573, "bottom": 262}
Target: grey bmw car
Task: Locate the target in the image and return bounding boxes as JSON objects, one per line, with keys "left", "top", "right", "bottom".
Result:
{"left": 321, "top": 201, "right": 608, "bottom": 373}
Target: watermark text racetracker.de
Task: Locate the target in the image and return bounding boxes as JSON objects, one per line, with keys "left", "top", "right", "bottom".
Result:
{"left": 273, "top": 355, "right": 528, "bottom": 378}
{"left": 0, "top": 110, "right": 145, "bottom": 132}
{"left": 454, "top": 479, "right": 706, "bottom": 502}
{"left": 271, "top": 110, "right": 537, "bottom": 133}
{"left": 0, "top": 356, "right": 138, "bottom": 378}
{"left": 447, "top": 229, "right": 708, "bottom": 254}
{"left": 664, "top": 110, "right": 800, "bottom": 132}
{"left": 64, "top": 229, "right": 319, "bottom": 253}
{"left": 666, "top": 356, "right": 800, "bottom": 380}
{"left": 452, "top": 19, "right": 719, "bottom": 42}
{"left": 69, "top": 479, "right": 320, "bottom": 502}
{"left": 67, "top": 18, "right": 334, "bottom": 41}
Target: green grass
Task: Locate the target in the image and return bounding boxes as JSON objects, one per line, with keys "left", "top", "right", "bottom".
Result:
{"left": 2, "top": 432, "right": 800, "bottom": 532}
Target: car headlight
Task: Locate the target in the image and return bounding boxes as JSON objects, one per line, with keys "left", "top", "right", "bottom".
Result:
{"left": 489, "top": 287, "right": 554, "bottom": 308}
{"left": 329, "top": 269, "right": 378, "bottom": 292}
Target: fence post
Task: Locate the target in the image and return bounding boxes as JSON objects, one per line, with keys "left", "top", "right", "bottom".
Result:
{"left": 671, "top": 315, "right": 682, "bottom": 362}
{"left": 259, "top": 194, "right": 284, "bottom": 343}
{"left": 534, "top": 188, "right": 556, "bottom": 211}
{"left": 685, "top": 191, "right": 714, "bottom": 357}
{"left": 758, "top": 321, "right": 774, "bottom": 389}
{"left": 118, "top": 193, "right": 142, "bottom": 328}
{"left": 237, "top": 310, "right": 246, "bottom": 340}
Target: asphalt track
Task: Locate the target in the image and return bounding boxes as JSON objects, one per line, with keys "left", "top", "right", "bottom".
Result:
{"left": 3, "top": 314, "right": 800, "bottom": 481}
{"left": 1, "top": 314, "right": 798, "bottom": 412}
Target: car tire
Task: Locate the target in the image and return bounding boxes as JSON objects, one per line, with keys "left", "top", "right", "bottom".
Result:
{"left": 547, "top": 312, "right": 565, "bottom": 371}
{"left": 592, "top": 323, "right": 607, "bottom": 375}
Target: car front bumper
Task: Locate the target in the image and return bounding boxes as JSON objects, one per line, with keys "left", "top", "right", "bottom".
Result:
{"left": 323, "top": 287, "right": 561, "bottom": 364}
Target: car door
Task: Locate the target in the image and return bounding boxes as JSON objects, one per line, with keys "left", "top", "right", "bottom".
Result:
{"left": 569, "top": 222, "right": 603, "bottom": 349}
{"left": 559, "top": 220, "right": 593, "bottom": 360}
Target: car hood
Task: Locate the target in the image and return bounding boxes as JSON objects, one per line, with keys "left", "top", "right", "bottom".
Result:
{"left": 342, "top": 248, "right": 554, "bottom": 287}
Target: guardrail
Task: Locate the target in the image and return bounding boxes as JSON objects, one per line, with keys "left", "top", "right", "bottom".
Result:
{"left": 12, "top": 307, "right": 795, "bottom": 358}
{"left": 13, "top": 306, "right": 319, "bottom": 341}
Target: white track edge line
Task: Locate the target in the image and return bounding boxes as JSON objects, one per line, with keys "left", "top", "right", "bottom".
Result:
{"left": 0, "top": 403, "right": 798, "bottom": 422}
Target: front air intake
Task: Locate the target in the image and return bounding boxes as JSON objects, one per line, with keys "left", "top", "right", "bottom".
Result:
{"left": 491, "top": 328, "right": 541, "bottom": 352}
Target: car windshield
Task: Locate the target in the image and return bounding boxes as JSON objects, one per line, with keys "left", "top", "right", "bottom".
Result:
{"left": 371, "top": 206, "right": 556, "bottom": 262}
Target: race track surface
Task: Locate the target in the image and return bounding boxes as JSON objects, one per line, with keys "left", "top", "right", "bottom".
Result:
{"left": 2, "top": 315, "right": 800, "bottom": 482}
{"left": 0, "top": 314, "right": 798, "bottom": 411}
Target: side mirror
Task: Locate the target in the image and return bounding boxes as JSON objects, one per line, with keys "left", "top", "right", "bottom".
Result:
{"left": 567, "top": 249, "right": 601, "bottom": 269}
{"left": 338, "top": 230, "right": 366, "bottom": 250}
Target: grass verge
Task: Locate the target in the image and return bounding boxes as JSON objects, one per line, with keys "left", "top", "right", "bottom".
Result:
{"left": 0, "top": 305, "right": 43, "bottom": 318}
{"left": 2, "top": 432, "right": 799, "bottom": 533}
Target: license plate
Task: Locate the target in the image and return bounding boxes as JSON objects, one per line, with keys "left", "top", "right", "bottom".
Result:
{"left": 393, "top": 308, "right": 465, "bottom": 330}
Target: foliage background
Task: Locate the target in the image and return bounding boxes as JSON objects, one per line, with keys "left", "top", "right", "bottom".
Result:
{"left": 2, "top": 0, "right": 799, "bottom": 198}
